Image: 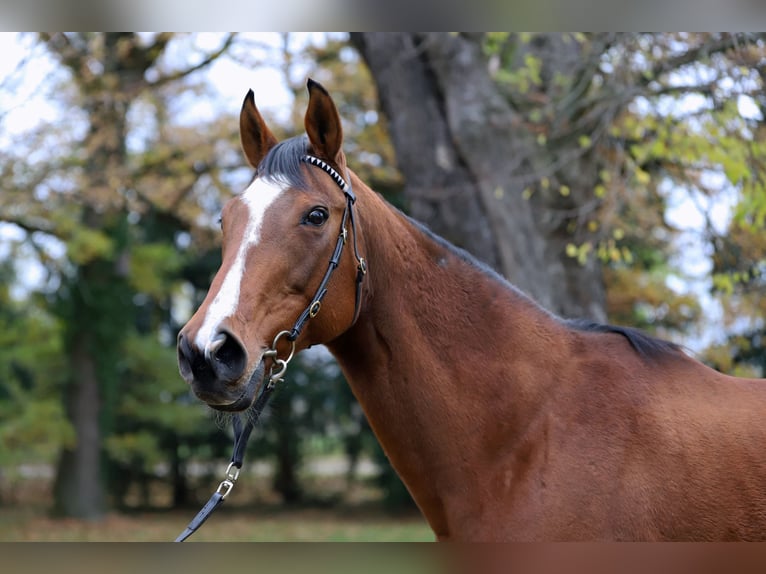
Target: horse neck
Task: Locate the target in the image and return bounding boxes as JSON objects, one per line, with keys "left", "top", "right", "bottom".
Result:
{"left": 326, "top": 176, "right": 565, "bottom": 533}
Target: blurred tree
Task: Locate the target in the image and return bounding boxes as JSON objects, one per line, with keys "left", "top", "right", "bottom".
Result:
{"left": 0, "top": 33, "right": 239, "bottom": 518}
{"left": 0, "top": 258, "right": 73, "bottom": 503}
{"left": 350, "top": 33, "right": 766, "bottom": 333}
{"left": 703, "top": 73, "right": 766, "bottom": 377}
{"left": 352, "top": 33, "right": 609, "bottom": 321}
{"left": 702, "top": 220, "right": 764, "bottom": 379}
{"left": 605, "top": 33, "right": 766, "bottom": 341}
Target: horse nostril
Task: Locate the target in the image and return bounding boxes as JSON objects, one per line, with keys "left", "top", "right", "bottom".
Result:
{"left": 177, "top": 330, "right": 247, "bottom": 385}
{"left": 204, "top": 331, "right": 227, "bottom": 364}
{"left": 177, "top": 333, "right": 196, "bottom": 380}
{"left": 206, "top": 330, "right": 247, "bottom": 383}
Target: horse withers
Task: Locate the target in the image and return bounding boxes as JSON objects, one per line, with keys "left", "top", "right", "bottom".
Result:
{"left": 177, "top": 78, "right": 766, "bottom": 541}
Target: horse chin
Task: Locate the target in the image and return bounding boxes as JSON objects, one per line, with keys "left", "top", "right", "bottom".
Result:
{"left": 207, "top": 359, "right": 267, "bottom": 413}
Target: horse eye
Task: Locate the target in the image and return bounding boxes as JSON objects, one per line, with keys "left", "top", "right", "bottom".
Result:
{"left": 304, "top": 207, "right": 329, "bottom": 226}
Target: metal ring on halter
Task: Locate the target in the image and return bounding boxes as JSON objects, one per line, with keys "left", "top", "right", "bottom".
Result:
{"left": 268, "top": 330, "right": 295, "bottom": 363}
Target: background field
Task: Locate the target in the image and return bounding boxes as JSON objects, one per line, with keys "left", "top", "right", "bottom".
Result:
{"left": 0, "top": 461, "right": 434, "bottom": 542}
{"left": 0, "top": 469, "right": 433, "bottom": 542}
{"left": 0, "top": 507, "right": 433, "bottom": 542}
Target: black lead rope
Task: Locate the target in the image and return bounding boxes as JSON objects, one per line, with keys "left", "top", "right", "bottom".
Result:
{"left": 174, "top": 155, "right": 365, "bottom": 542}
{"left": 174, "top": 385, "right": 273, "bottom": 542}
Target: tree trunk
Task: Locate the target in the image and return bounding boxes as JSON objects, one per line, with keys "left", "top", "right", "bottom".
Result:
{"left": 52, "top": 337, "right": 105, "bottom": 519}
{"left": 350, "top": 33, "right": 607, "bottom": 321}
{"left": 272, "top": 397, "right": 302, "bottom": 504}
{"left": 170, "top": 437, "right": 190, "bottom": 507}
{"left": 49, "top": 34, "right": 132, "bottom": 519}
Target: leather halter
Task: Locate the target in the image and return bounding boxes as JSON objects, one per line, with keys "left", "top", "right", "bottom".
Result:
{"left": 287, "top": 155, "right": 367, "bottom": 342}
{"left": 175, "top": 155, "right": 366, "bottom": 541}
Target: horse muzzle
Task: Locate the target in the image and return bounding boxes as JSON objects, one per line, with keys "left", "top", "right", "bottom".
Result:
{"left": 177, "top": 330, "right": 266, "bottom": 412}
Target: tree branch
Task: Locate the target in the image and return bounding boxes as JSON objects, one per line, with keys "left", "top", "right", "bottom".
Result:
{"left": 39, "top": 32, "right": 95, "bottom": 89}
{"left": 0, "top": 214, "right": 56, "bottom": 237}
{"left": 148, "top": 33, "right": 236, "bottom": 88}
{"left": 646, "top": 33, "right": 759, "bottom": 85}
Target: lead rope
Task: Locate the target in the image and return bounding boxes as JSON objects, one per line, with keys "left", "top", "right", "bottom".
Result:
{"left": 174, "top": 329, "right": 295, "bottom": 542}
{"left": 174, "top": 386, "right": 269, "bottom": 542}
{"left": 174, "top": 155, "right": 365, "bottom": 542}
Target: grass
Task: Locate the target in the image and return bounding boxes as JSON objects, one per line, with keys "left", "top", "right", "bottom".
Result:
{"left": 0, "top": 506, "right": 434, "bottom": 542}
{"left": 0, "top": 474, "right": 434, "bottom": 542}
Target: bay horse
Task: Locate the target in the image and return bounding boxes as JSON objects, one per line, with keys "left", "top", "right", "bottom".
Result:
{"left": 177, "top": 78, "right": 766, "bottom": 541}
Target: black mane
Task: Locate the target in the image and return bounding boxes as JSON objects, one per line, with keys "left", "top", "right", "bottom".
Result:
{"left": 564, "top": 318, "right": 682, "bottom": 358}
{"left": 256, "top": 135, "right": 310, "bottom": 189}
{"left": 408, "top": 216, "right": 681, "bottom": 361}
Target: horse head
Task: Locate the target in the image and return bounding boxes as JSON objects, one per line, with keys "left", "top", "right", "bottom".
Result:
{"left": 177, "top": 79, "right": 365, "bottom": 412}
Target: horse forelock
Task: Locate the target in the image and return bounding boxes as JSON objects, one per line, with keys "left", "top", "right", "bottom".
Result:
{"left": 256, "top": 135, "right": 311, "bottom": 190}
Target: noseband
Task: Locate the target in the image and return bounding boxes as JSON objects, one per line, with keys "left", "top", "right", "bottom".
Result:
{"left": 175, "top": 155, "right": 366, "bottom": 541}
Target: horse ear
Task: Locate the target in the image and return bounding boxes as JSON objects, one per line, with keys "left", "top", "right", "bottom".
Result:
{"left": 240, "top": 89, "right": 278, "bottom": 168}
{"left": 304, "top": 78, "right": 344, "bottom": 164}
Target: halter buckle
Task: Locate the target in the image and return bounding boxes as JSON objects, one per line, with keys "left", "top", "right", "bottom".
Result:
{"left": 216, "top": 480, "right": 235, "bottom": 499}
{"left": 215, "top": 462, "right": 240, "bottom": 499}
{"left": 263, "top": 330, "right": 296, "bottom": 388}
{"left": 224, "top": 462, "right": 240, "bottom": 482}
{"left": 267, "top": 359, "right": 288, "bottom": 389}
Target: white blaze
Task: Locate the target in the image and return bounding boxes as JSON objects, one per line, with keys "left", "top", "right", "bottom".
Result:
{"left": 194, "top": 177, "right": 287, "bottom": 351}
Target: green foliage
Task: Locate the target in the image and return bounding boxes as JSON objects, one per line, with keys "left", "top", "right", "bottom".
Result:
{"left": 0, "top": 397, "right": 73, "bottom": 455}
{"left": 482, "top": 32, "right": 511, "bottom": 57}
{"left": 0, "top": 269, "right": 73, "bottom": 467}
{"left": 65, "top": 227, "right": 114, "bottom": 265}
{"left": 606, "top": 265, "right": 701, "bottom": 333}
{"left": 117, "top": 333, "right": 207, "bottom": 432}
{"left": 704, "top": 330, "right": 765, "bottom": 379}
{"left": 735, "top": 178, "right": 766, "bottom": 230}
{"left": 104, "top": 431, "right": 162, "bottom": 470}
{"left": 128, "top": 242, "right": 183, "bottom": 300}
{"left": 0, "top": 33, "right": 244, "bottom": 515}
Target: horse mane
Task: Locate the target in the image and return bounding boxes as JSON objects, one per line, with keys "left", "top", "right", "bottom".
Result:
{"left": 564, "top": 318, "right": 683, "bottom": 358}
{"left": 407, "top": 215, "right": 681, "bottom": 361}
